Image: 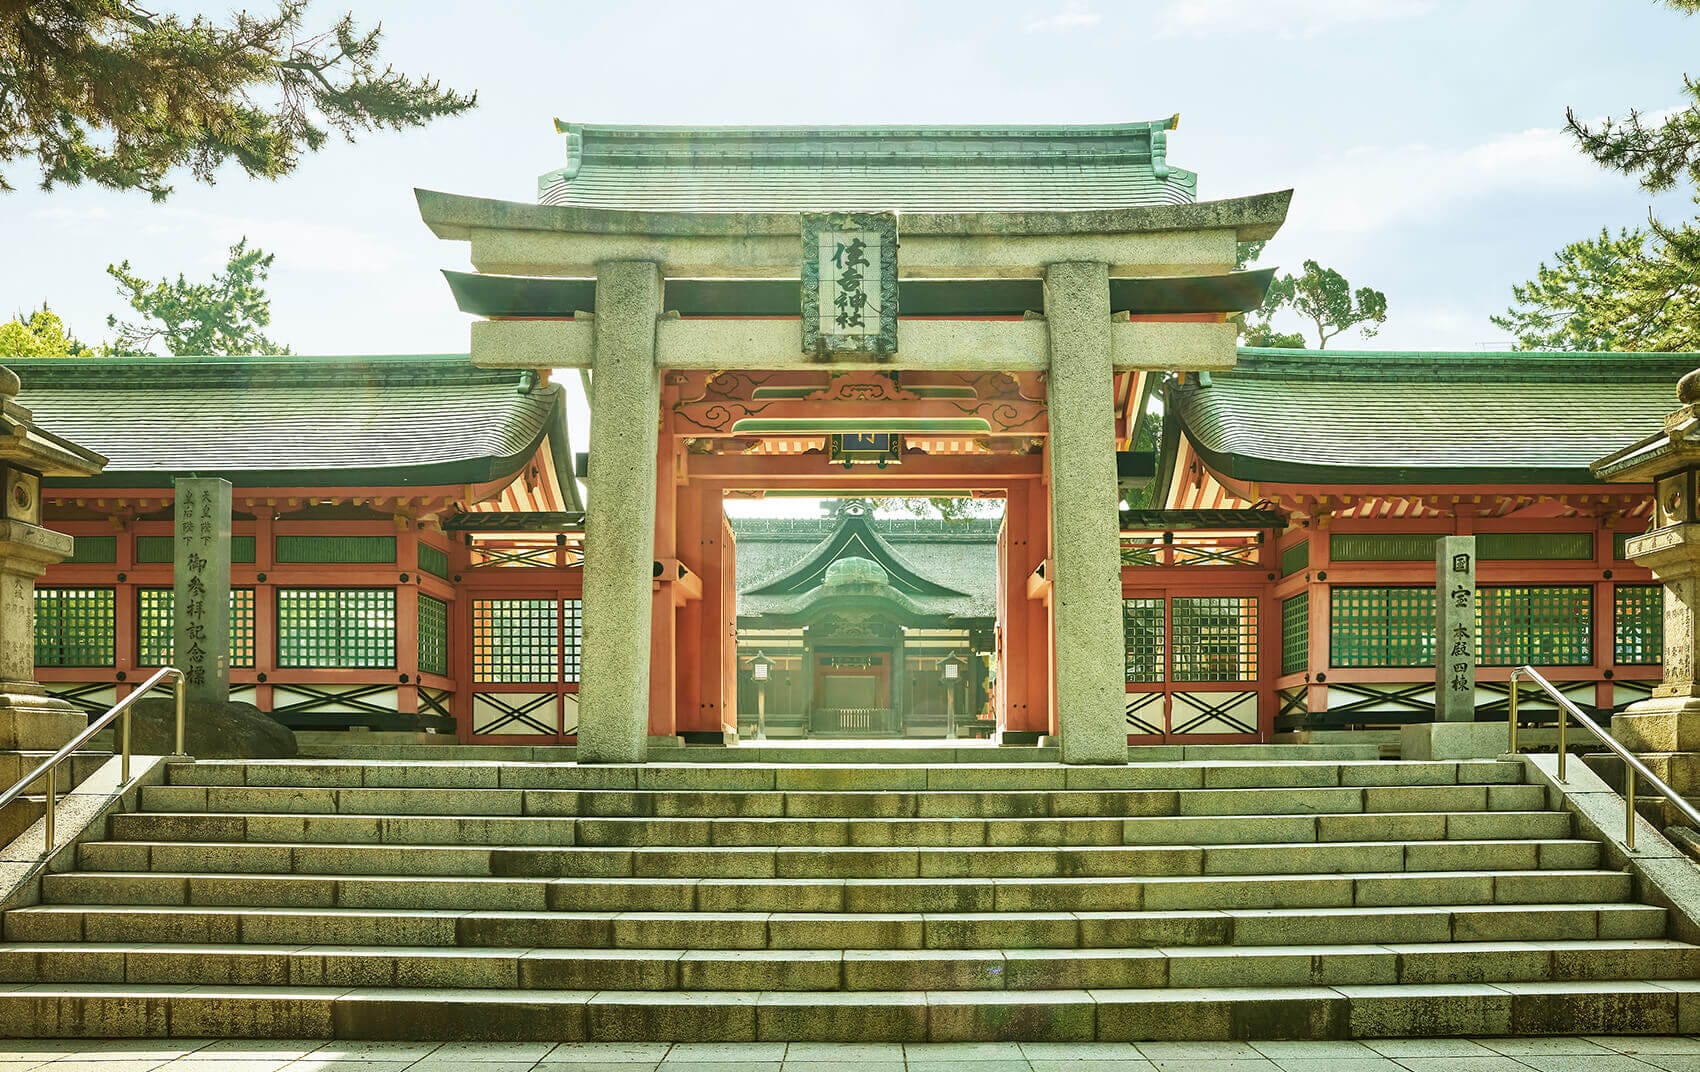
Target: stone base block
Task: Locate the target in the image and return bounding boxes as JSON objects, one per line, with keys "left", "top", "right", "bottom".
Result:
{"left": 0, "top": 688, "right": 87, "bottom": 751}
{"left": 1400, "top": 721, "right": 1509, "bottom": 761}
{"left": 1614, "top": 697, "right": 1700, "bottom": 752}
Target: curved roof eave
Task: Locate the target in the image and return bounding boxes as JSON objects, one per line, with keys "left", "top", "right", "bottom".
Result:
{"left": 416, "top": 187, "right": 1293, "bottom": 243}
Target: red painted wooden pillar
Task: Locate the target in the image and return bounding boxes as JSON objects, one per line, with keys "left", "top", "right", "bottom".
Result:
{"left": 253, "top": 512, "right": 277, "bottom": 715}
{"left": 1593, "top": 515, "right": 1616, "bottom": 712}
{"left": 720, "top": 510, "right": 738, "bottom": 733}
{"left": 1305, "top": 525, "right": 1330, "bottom": 719}
{"left": 674, "top": 483, "right": 704, "bottom": 732}
{"left": 1001, "top": 480, "right": 1044, "bottom": 736}
{"left": 692, "top": 486, "right": 727, "bottom": 735}
{"left": 648, "top": 429, "right": 679, "bottom": 739}
{"left": 395, "top": 524, "right": 420, "bottom": 717}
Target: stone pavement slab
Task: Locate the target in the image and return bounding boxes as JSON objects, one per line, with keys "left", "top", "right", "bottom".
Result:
{"left": 6, "top": 1039, "right": 1700, "bottom": 1070}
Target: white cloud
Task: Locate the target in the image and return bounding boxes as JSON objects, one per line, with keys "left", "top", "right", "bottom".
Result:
{"left": 1023, "top": 2, "right": 1101, "bottom": 33}
{"left": 1265, "top": 124, "right": 1611, "bottom": 250}
{"left": 1153, "top": 0, "right": 1433, "bottom": 39}
{"left": 147, "top": 209, "right": 404, "bottom": 276}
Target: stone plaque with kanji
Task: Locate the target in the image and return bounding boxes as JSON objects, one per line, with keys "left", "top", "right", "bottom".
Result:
{"left": 174, "top": 477, "right": 232, "bottom": 707}
{"left": 1434, "top": 535, "right": 1477, "bottom": 722}
{"left": 800, "top": 211, "right": 898, "bottom": 357}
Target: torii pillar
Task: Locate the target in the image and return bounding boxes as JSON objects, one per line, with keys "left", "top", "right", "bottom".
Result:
{"left": 577, "top": 262, "right": 662, "bottom": 763}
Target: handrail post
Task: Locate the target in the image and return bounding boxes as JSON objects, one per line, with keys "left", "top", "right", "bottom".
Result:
{"left": 1508, "top": 672, "right": 1519, "bottom": 755}
{"left": 43, "top": 765, "right": 54, "bottom": 851}
{"left": 121, "top": 703, "right": 131, "bottom": 784}
{"left": 1627, "top": 768, "right": 1637, "bottom": 851}
{"left": 173, "top": 670, "right": 186, "bottom": 757}
{"left": 1558, "top": 699, "right": 1567, "bottom": 782}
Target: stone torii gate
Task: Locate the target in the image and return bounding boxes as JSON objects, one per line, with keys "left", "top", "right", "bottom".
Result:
{"left": 419, "top": 120, "right": 1291, "bottom": 765}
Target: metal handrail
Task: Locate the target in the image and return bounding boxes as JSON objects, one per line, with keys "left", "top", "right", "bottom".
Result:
{"left": 0, "top": 667, "right": 185, "bottom": 851}
{"left": 1509, "top": 664, "right": 1700, "bottom": 851}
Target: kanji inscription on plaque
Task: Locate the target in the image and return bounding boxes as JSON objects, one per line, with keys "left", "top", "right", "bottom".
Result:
{"left": 800, "top": 212, "right": 898, "bottom": 357}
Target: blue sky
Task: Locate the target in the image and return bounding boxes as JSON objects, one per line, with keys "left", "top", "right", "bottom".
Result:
{"left": 2, "top": 0, "right": 1697, "bottom": 359}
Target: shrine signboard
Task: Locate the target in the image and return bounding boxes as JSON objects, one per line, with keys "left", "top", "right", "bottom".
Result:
{"left": 174, "top": 477, "right": 232, "bottom": 707}
{"left": 801, "top": 212, "right": 898, "bottom": 357}
{"left": 1434, "top": 535, "right": 1477, "bottom": 722}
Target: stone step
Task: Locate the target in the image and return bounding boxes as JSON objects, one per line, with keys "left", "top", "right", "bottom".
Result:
{"left": 138, "top": 781, "right": 1550, "bottom": 819}
{"left": 162, "top": 759, "right": 1526, "bottom": 793}
{"left": 292, "top": 742, "right": 1383, "bottom": 764}
{"left": 104, "top": 809, "right": 1576, "bottom": 848}
{"left": 0, "top": 750, "right": 111, "bottom": 795}
{"left": 0, "top": 938, "right": 1690, "bottom": 992}
{"left": 71, "top": 837, "right": 1603, "bottom": 879}
{"left": 3, "top": 902, "right": 1667, "bottom": 949}
{"left": 40, "top": 869, "right": 1635, "bottom": 914}
{"left": 0, "top": 978, "right": 1688, "bottom": 1040}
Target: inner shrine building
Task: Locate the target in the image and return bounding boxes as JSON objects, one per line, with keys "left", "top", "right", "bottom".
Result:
{"left": 14, "top": 116, "right": 1688, "bottom": 763}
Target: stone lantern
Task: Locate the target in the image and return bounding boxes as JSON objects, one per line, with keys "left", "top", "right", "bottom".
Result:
{"left": 1594, "top": 368, "right": 1700, "bottom": 794}
{"left": 0, "top": 366, "right": 106, "bottom": 750}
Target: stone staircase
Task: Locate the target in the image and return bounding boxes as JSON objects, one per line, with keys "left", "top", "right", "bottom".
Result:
{"left": 0, "top": 750, "right": 110, "bottom": 844}
{"left": 1, "top": 754, "right": 1696, "bottom": 1041}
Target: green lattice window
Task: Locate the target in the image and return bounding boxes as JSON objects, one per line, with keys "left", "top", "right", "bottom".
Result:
{"left": 1615, "top": 584, "right": 1663, "bottom": 665}
{"left": 274, "top": 535, "right": 396, "bottom": 564}
{"left": 277, "top": 588, "right": 395, "bottom": 669}
{"left": 1477, "top": 532, "right": 1594, "bottom": 560}
{"left": 1331, "top": 587, "right": 1434, "bottom": 668}
{"left": 135, "top": 535, "right": 255, "bottom": 563}
{"left": 1615, "top": 532, "right": 1635, "bottom": 561}
{"left": 67, "top": 536, "right": 116, "bottom": 564}
{"left": 1281, "top": 592, "right": 1309, "bottom": 675}
{"left": 473, "top": 599, "right": 558, "bottom": 683}
{"left": 419, "top": 593, "right": 449, "bottom": 677}
{"left": 1171, "top": 596, "right": 1258, "bottom": 682}
{"left": 418, "top": 543, "right": 451, "bottom": 579}
{"left": 137, "top": 588, "right": 256, "bottom": 668}
{"left": 1280, "top": 540, "right": 1309, "bottom": 577}
{"left": 1123, "top": 598, "right": 1165, "bottom": 683}
{"left": 1475, "top": 585, "right": 1592, "bottom": 666}
{"left": 34, "top": 588, "right": 115, "bottom": 667}
{"left": 1330, "top": 534, "right": 1437, "bottom": 562}
{"left": 563, "top": 599, "right": 582, "bottom": 682}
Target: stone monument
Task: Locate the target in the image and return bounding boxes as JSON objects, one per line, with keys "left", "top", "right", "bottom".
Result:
{"left": 1593, "top": 368, "right": 1700, "bottom": 803}
{"left": 173, "top": 478, "right": 232, "bottom": 707}
{"left": 0, "top": 366, "right": 106, "bottom": 750}
{"left": 1403, "top": 536, "right": 1498, "bottom": 759}
{"left": 1434, "top": 535, "right": 1478, "bottom": 722}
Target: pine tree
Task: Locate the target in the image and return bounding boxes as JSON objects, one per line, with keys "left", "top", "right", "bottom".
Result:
{"left": 106, "top": 238, "right": 290, "bottom": 355}
{"left": 0, "top": 2, "right": 475, "bottom": 200}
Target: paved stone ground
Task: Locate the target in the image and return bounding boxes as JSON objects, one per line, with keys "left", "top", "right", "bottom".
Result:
{"left": 3, "top": 1038, "right": 1700, "bottom": 1071}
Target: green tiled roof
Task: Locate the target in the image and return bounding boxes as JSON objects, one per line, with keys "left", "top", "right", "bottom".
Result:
{"left": 734, "top": 513, "right": 997, "bottom": 621}
{"left": 1173, "top": 348, "right": 1700, "bottom": 485}
{"left": 538, "top": 118, "right": 1197, "bottom": 213}
{"left": 4, "top": 354, "right": 574, "bottom": 493}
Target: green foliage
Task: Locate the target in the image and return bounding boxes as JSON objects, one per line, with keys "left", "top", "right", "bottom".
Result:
{"left": 0, "top": 1, "right": 475, "bottom": 200}
{"left": 867, "top": 496, "right": 1000, "bottom": 521}
{"left": 1268, "top": 261, "right": 1389, "bottom": 349}
{"left": 1505, "top": 2, "right": 1700, "bottom": 352}
{"left": 0, "top": 305, "right": 90, "bottom": 355}
{"left": 1236, "top": 252, "right": 1387, "bottom": 349}
{"left": 1490, "top": 227, "right": 1700, "bottom": 351}
{"left": 1567, "top": 1, "right": 1700, "bottom": 195}
{"left": 106, "top": 238, "right": 290, "bottom": 355}
{"left": 1240, "top": 320, "right": 1308, "bottom": 349}
{"left": 1119, "top": 410, "right": 1164, "bottom": 511}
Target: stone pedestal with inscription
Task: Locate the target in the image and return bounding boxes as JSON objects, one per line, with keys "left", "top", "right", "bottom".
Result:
{"left": 1595, "top": 370, "right": 1700, "bottom": 801}
{"left": 0, "top": 367, "right": 107, "bottom": 750}
{"left": 173, "top": 478, "right": 233, "bottom": 707}
{"left": 1403, "top": 536, "right": 1496, "bottom": 758}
